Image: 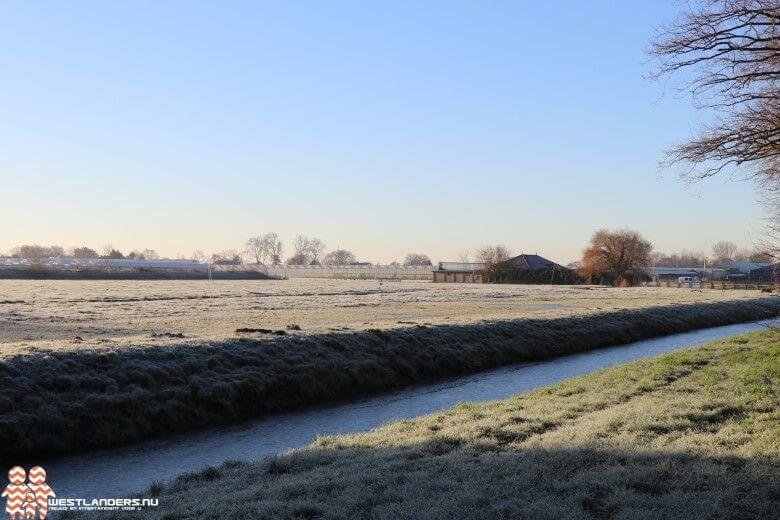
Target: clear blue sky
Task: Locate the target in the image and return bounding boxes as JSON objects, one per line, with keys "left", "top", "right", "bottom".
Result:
{"left": 0, "top": 1, "right": 764, "bottom": 264}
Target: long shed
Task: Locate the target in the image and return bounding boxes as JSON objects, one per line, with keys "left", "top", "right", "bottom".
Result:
{"left": 433, "top": 254, "right": 573, "bottom": 284}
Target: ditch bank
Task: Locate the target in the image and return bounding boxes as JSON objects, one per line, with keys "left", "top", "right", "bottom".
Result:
{"left": 96, "top": 328, "right": 778, "bottom": 520}
{"left": 1, "top": 297, "right": 778, "bottom": 461}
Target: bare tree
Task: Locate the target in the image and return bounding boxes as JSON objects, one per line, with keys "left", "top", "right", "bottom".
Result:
{"left": 285, "top": 253, "right": 308, "bottom": 265}
{"left": 652, "top": 249, "right": 706, "bottom": 267}
{"left": 403, "top": 253, "right": 432, "bottom": 266}
{"left": 308, "top": 238, "right": 325, "bottom": 264}
{"left": 126, "top": 249, "right": 160, "bottom": 260}
{"left": 734, "top": 247, "right": 752, "bottom": 262}
{"left": 13, "top": 244, "right": 64, "bottom": 260}
{"left": 245, "top": 236, "right": 268, "bottom": 265}
{"left": 731, "top": 246, "right": 774, "bottom": 262}
{"left": 191, "top": 250, "right": 208, "bottom": 263}
{"left": 476, "top": 244, "right": 513, "bottom": 270}
{"left": 323, "top": 249, "right": 357, "bottom": 266}
{"left": 292, "top": 235, "right": 326, "bottom": 265}
{"left": 99, "top": 244, "right": 124, "bottom": 259}
{"left": 457, "top": 249, "right": 471, "bottom": 263}
{"left": 293, "top": 235, "right": 309, "bottom": 260}
{"left": 758, "top": 185, "right": 780, "bottom": 257}
{"left": 580, "top": 229, "right": 653, "bottom": 286}
{"left": 246, "top": 233, "right": 285, "bottom": 265}
{"left": 711, "top": 240, "right": 738, "bottom": 265}
{"left": 750, "top": 248, "right": 775, "bottom": 262}
{"left": 70, "top": 246, "right": 99, "bottom": 259}
{"left": 264, "top": 233, "right": 284, "bottom": 265}
{"left": 649, "top": 0, "right": 780, "bottom": 255}
{"left": 211, "top": 250, "right": 242, "bottom": 265}
{"left": 248, "top": 233, "right": 285, "bottom": 265}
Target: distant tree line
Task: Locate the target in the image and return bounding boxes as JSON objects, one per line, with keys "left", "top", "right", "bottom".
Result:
{"left": 2, "top": 236, "right": 438, "bottom": 270}
{"left": 5, "top": 244, "right": 160, "bottom": 261}
{"left": 708, "top": 241, "right": 773, "bottom": 265}
{"left": 210, "top": 250, "right": 243, "bottom": 265}
{"left": 242, "top": 233, "right": 434, "bottom": 267}
{"left": 10, "top": 244, "right": 64, "bottom": 260}
{"left": 651, "top": 242, "right": 772, "bottom": 268}
{"left": 403, "top": 253, "right": 432, "bottom": 266}
{"left": 4, "top": 233, "right": 772, "bottom": 282}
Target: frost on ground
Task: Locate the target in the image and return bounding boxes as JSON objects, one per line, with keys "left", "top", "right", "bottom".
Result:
{"left": 0, "top": 292, "right": 777, "bottom": 460}
{"left": 0, "top": 279, "right": 772, "bottom": 355}
{"left": 0, "top": 279, "right": 776, "bottom": 460}
{"left": 83, "top": 329, "right": 780, "bottom": 520}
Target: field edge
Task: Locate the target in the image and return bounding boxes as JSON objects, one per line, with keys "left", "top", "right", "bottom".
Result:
{"left": 3, "top": 297, "right": 778, "bottom": 460}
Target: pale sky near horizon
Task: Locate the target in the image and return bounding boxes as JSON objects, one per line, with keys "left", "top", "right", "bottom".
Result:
{"left": 0, "top": 1, "right": 767, "bottom": 264}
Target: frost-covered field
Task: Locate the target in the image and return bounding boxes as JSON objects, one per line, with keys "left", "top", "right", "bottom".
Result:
{"left": 1, "top": 278, "right": 777, "bottom": 459}
{"left": 0, "top": 279, "right": 768, "bottom": 355}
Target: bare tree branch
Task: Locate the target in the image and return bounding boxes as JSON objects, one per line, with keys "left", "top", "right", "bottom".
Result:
{"left": 649, "top": 0, "right": 779, "bottom": 256}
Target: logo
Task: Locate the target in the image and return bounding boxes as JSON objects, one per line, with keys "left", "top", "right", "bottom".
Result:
{"left": 3, "top": 466, "right": 159, "bottom": 515}
{"left": 2, "top": 466, "right": 55, "bottom": 520}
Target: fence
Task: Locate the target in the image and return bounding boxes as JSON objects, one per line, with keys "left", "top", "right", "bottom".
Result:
{"left": 254, "top": 264, "right": 433, "bottom": 280}
{"left": 644, "top": 280, "right": 777, "bottom": 291}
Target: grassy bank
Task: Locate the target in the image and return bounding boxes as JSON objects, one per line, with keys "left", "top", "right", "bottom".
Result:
{"left": 2, "top": 298, "right": 778, "bottom": 460}
{"left": 94, "top": 328, "right": 780, "bottom": 520}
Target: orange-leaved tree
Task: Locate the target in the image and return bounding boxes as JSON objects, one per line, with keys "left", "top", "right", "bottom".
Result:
{"left": 580, "top": 229, "right": 653, "bottom": 286}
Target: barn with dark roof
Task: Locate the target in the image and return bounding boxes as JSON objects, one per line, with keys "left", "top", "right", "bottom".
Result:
{"left": 749, "top": 263, "right": 779, "bottom": 283}
{"left": 493, "top": 254, "right": 563, "bottom": 271}
{"left": 433, "top": 254, "right": 576, "bottom": 284}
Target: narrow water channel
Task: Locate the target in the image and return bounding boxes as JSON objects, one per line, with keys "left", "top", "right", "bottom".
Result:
{"left": 42, "top": 319, "right": 776, "bottom": 500}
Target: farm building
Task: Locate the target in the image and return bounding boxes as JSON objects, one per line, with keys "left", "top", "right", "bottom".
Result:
{"left": 724, "top": 261, "right": 770, "bottom": 274}
{"left": 432, "top": 262, "right": 485, "bottom": 283}
{"left": 645, "top": 267, "right": 727, "bottom": 282}
{"left": 488, "top": 254, "right": 575, "bottom": 283}
{"left": 0, "top": 257, "right": 269, "bottom": 279}
{"left": 749, "top": 263, "right": 779, "bottom": 283}
{"left": 433, "top": 254, "right": 574, "bottom": 284}
{"left": 0, "top": 257, "right": 208, "bottom": 272}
